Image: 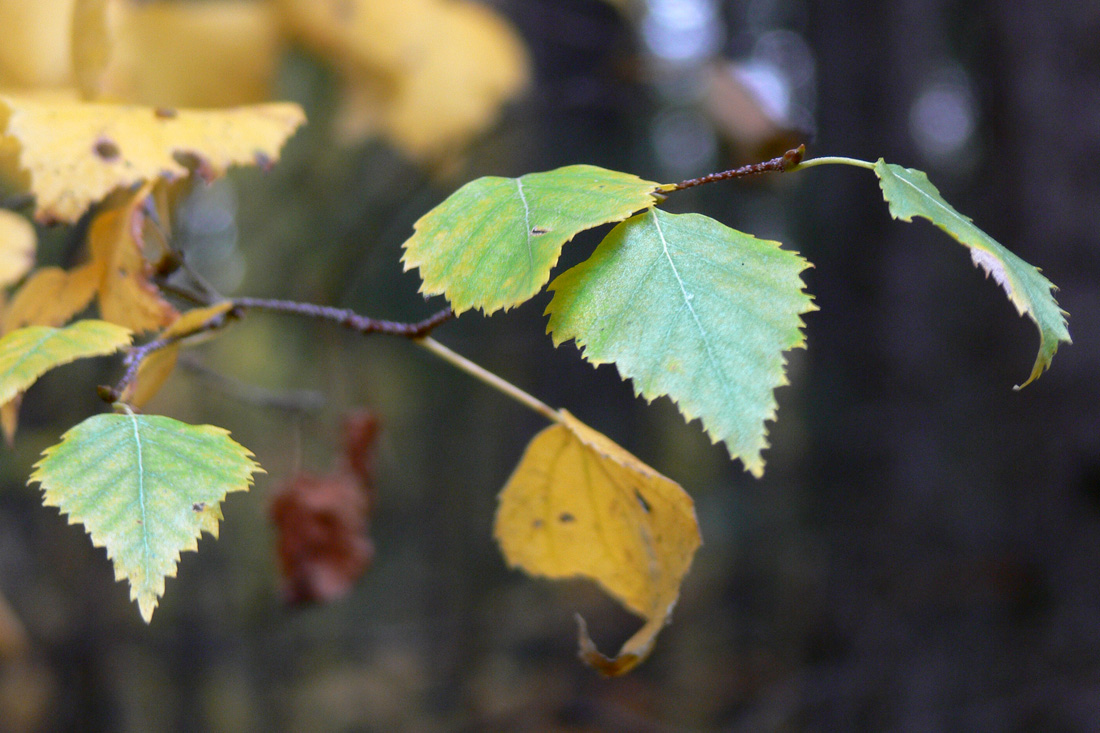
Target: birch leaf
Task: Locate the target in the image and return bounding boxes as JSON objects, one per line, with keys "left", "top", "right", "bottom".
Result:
{"left": 402, "top": 165, "right": 663, "bottom": 315}
{"left": 0, "top": 92, "right": 305, "bottom": 223}
{"left": 547, "top": 209, "right": 814, "bottom": 477}
{"left": 0, "top": 319, "right": 131, "bottom": 405}
{"left": 30, "top": 411, "right": 260, "bottom": 622}
{"left": 495, "top": 410, "right": 700, "bottom": 675}
{"left": 873, "top": 160, "right": 1070, "bottom": 388}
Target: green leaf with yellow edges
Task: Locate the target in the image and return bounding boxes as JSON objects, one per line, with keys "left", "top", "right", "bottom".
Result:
{"left": 547, "top": 209, "right": 814, "bottom": 477}
{"left": 402, "top": 165, "right": 663, "bottom": 315}
{"left": 30, "top": 411, "right": 261, "bottom": 622}
{"left": 873, "top": 160, "right": 1070, "bottom": 387}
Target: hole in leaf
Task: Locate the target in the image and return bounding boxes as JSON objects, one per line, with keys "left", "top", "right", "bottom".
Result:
{"left": 634, "top": 489, "right": 652, "bottom": 514}
{"left": 192, "top": 502, "right": 205, "bottom": 512}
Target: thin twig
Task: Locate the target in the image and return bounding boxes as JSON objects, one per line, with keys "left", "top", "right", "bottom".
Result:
{"left": 667, "top": 145, "right": 806, "bottom": 191}
{"left": 232, "top": 298, "right": 455, "bottom": 337}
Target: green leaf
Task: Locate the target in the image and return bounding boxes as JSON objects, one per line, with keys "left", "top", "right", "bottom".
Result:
{"left": 0, "top": 319, "right": 132, "bottom": 405}
{"left": 547, "top": 209, "right": 814, "bottom": 477}
{"left": 873, "top": 160, "right": 1070, "bottom": 387}
{"left": 30, "top": 412, "right": 261, "bottom": 622}
{"left": 402, "top": 165, "right": 663, "bottom": 315}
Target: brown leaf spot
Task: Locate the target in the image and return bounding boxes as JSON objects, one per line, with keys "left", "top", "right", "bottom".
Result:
{"left": 192, "top": 502, "right": 206, "bottom": 512}
{"left": 559, "top": 512, "right": 575, "bottom": 524}
{"left": 154, "top": 107, "right": 178, "bottom": 120}
{"left": 171, "top": 150, "right": 216, "bottom": 182}
{"left": 94, "top": 138, "right": 121, "bottom": 162}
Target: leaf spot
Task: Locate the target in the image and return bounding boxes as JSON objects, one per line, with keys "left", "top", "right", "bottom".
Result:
{"left": 634, "top": 489, "right": 652, "bottom": 514}
{"left": 154, "top": 107, "right": 178, "bottom": 120}
{"left": 531, "top": 227, "right": 548, "bottom": 236}
{"left": 94, "top": 138, "right": 121, "bottom": 162}
{"left": 558, "top": 512, "right": 575, "bottom": 524}
{"left": 192, "top": 502, "right": 205, "bottom": 512}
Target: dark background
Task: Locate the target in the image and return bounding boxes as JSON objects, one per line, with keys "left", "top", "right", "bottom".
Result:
{"left": 1, "top": 1, "right": 1099, "bottom": 730}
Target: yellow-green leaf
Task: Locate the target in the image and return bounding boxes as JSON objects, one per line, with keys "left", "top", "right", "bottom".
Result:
{"left": 495, "top": 410, "right": 701, "bottom": 675}
{"left": 402, "top": 165, "right": 663, "bottom": 315}
{"left": 30, "top": 411, "right": 261, "bottom": 622}
{"left": 547, "top": 208, "right": 815, "bottom": 477}
{"left": 0, "top": 319, "right": 131, "bottom": 405}
{"left": 873, "top": 160, "right": 1070, "bottom": 388}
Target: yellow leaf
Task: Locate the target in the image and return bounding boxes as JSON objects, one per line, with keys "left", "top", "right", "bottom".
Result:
{"left": 2, "top": 264, "right": 102, "bottom": 333}
{"left": 87, "top": 185, "right": 177, "bottom": 333}
{"left": 379, "top": 1, "right": 530, "bottom": 161}
{"left": 0, "top": 211, "right": 36, "bottom": 287}
{"left": 495, "top": 410, "right": 701, "bottom": 675}
{"left": 101, "top": 1, "right": 281, "bottom": 108}
{"left": 278, "top": 0, "right": 528, "bottom": 161}
{"left": 71, "top": 0, "right": 119, "bottom": 100}
{"left": 0, "top": 0, "right": 75, "bottom": 90}
{"left": 0, "top": 92, "right": 305, "bottom": 223}
{"left": 1, "top": 395, "right": 20, "bottom": 446}
{"left": 122, "top": 302, "right": 235, "bottom": 407}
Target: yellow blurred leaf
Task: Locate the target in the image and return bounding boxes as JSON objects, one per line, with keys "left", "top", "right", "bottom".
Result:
{"left": 0, "top": 92, "right": 305, "bottom": 223}
{"left": 87, "top": 185, "right": 177, "bottom": 333}
{"left": 279, "top": 0, "right": 528, "bottom": 162}
{"left": 495, "top": 410, "right": 701, "bottom": 675}
{"left": 122, "top": 302, "right": 236, "bottom": 407}
{"left": 379, "top": 1, "right": 529, "bottom": 161}
{"left": 2, "top": 264, "right": 101, "bottom": 333}
{"left": 0, "top": 0, "right": 75, "bottom": 89}
{"left": 71, "top": 0, "right": 118, "bottom": 100}
{"left": 101, "top": 1, "right": 281, "bottom": 108}
{"left": 0, "top": 211, "right": 36, "bottom": 287}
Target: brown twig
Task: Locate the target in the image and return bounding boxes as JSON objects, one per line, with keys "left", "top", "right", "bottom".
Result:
{"left": 231, "top": 298, "right": 455, "bottom": 337}
{"left": 669, "top": 145, "right": 806, "bottom": 191}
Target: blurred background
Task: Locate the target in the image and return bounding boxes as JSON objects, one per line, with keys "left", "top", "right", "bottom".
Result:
{"left": 1, "top": 0, "right": 1099, "bottom": 730}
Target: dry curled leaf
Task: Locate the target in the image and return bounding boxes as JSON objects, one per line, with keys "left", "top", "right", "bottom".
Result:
{"left": 270, "top": 411, "right": 380, "bottom": 605}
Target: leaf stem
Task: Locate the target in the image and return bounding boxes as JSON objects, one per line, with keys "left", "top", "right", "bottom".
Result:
{"left": 414, "top": 337, "right": 560, "bottom": 423}
{"left": 788, "top": 156, "right": 876, "bottom": 171}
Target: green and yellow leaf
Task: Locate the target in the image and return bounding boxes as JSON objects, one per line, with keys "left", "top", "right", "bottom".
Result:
{"left": 495, "top": 410, "right": 700, "bottom": 675}
{"left": 873, "top": 160, "right": 1070, "bottom": 387}
{"left": 402, "top": 165, "right": 663, "bottom": 315}
{"left": 0, "top": 319, "right": 131, "bottom": 405}
{"left": 547, "top": 208, "right": 815, "bottom": 477}
{"left": 30, "top": 411, "right": 261, "bottom": 622}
